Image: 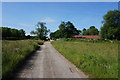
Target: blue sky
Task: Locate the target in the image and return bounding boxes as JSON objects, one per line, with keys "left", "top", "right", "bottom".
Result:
{"left": 1, "top": 0, "right": 120, "bottom": 2}
{"left": 2, "top": 2, "right": 118, "bottom": 36}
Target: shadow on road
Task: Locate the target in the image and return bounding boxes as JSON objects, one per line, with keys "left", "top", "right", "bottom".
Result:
{"left": 13, "top": 47, "right": 41, "bottom": 80}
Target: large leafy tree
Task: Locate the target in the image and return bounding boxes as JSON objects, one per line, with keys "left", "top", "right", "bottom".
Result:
{"left": 100, "top": 10, "right": 120, "bottom": 40}
{"left": 58, "top": 21, "right": 66, "bottom": 38}
{"left": 65, "top": 21, "right": 80, "bottom": 38}
{"left": 30, "top": 22, "right": 50, "bottom": 40}
{"left": 50, "top": 21, "right": 80, "bottom": 38}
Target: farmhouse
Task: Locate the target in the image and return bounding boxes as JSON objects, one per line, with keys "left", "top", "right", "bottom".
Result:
{"left": 72, "top": 35, "right": 100, "bottom": 39}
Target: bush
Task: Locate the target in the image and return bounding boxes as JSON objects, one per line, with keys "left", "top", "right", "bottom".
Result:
{"left": 59, "top": 38, "right": 120, "bottom": 43}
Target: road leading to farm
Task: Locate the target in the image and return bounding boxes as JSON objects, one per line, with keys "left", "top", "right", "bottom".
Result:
{"left": 15, "top": 42, "right": 87, "bottom": 78}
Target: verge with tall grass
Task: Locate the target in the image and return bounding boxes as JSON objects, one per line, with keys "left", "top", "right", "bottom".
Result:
{"left": 2, "top": 40, "right": 43, "bottom": 79}
{"left": 51, "top": 40, "right": 118, "bottom": 78}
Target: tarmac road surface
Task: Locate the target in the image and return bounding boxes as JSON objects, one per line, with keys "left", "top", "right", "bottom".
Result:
{"left": 15, "top": 42, "right": 88, "bottom": 78}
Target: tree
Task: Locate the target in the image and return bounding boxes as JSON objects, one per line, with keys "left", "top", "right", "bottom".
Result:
{"left": 50, "top": 32, "right": 55, "bottom": 39}
{"left": 100, "top": 10, "right": 120, "bottom": 40}
{"left": 30, "top": 22, "right": 50, "bottom": 40}
{"left": 50, "top": 21, "right": 80, "bottom": 38}
{"left": 88, "top": 26, "right": 99, "bottom": 35}
{"left": 54, "top": 30, "right": 61, "bottom": 38}
{"left": 58, "top": 21, "right": 66, "bottom": 38}
{"left": 19, "top": 29, "right": 25, "bottom": 39}
{"left": 82, "top": 26, "right": 99, "bottom": 35}
{"left": 82, "top": 28, "right": 87, "bottom": 35}
{"left": 65, "top": 21, "right": 79, "bottom": 38}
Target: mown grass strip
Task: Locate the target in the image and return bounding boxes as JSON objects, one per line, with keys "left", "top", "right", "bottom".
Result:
{"left": 2, "top": 40, "right": 43, "bottom": 79}
{"left": 51, "top": 40, "right": 118, "bottom": 78}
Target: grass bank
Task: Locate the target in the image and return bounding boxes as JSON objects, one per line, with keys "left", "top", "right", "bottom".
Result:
{"left": 51, "top": 40, "right": 118, "bottom": 78}
{"left": 2, "top": 40, "right": 43, "bottom": 79}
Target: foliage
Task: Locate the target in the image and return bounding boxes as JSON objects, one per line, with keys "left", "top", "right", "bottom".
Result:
{"left": 100, "top": 10, "right": 120, "bottom": 40}
{"left": 82, "top": 26, "right": 99, "bottom": 35}
{"left": 30, "top": 22, "right": 50, "bottom": 40}
{"left": 2, "top": 40, "right": 44, "bottom": 79}
{"left": 0, "top": 27, "right": 26, "bottom": 40}
{"left": 51, "top": 41, "right": 118, "bottom": 78}
{"left": 50, "top": 21, "right": 81, "bottom": 39}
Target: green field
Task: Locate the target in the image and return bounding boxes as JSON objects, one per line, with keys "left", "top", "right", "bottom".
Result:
{"left": 2, "top": 40, "right": 43, "bottom": 79}
{"left": 51, "top": 40, "right": 118, "bottom": 78}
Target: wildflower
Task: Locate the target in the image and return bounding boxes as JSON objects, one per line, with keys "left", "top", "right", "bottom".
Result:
{"left": 15, "top": 48, "right": 20, "bottom": 51}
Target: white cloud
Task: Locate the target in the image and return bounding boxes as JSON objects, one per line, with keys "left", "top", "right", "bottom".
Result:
{"left": 40, "top": 17, "right": 56, "bottom": 23}
{"left": 25, "top": 33, "right": 31, "bottom": 36}
{"left": 25, "top": 33, "right": 37, "bottom": 36}
{"left": 20, "top": 24, "right": 34, "bottom": 27}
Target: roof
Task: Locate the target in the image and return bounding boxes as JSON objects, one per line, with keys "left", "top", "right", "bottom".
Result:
{"left": 72, "top": 35, "right": 100, "bottom": 39}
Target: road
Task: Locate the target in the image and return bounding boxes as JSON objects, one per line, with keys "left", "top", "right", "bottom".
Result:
{"left": 15, "top": 42, "right": 88, "bottom": 78}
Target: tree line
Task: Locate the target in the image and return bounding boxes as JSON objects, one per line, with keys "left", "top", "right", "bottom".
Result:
{"left": 0, "top": 22, "right": 50, "bottom": 40}
{"left": 0, "top": 27, "right": 25, "bottom": 40}
{"left": 1, "top": 10, "right": 120, "bottom": 40}
{"left": 50, "top": 22, "right": 99, "bottom": 39}
{"left": 50, "top": 10, "right": 120, "bottom": 40}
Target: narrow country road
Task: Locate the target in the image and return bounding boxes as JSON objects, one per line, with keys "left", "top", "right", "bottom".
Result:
{"left": 15, "top": 42, "right": 88, "bottom": 78}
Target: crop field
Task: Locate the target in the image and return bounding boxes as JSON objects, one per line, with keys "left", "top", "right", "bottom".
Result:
{"left": 51, "top": 40, "right": 119, "bottom": 78}
{"left": 2, "top": 40, "right": 43, "bottom": 79}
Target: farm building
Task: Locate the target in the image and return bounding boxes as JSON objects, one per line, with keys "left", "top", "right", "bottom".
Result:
{"left": 72, "top": 35, "right": 100, "bottom": 39}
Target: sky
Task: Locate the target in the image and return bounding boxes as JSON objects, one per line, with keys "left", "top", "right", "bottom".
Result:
{"left": 2, "top": 2, "right": 118, "bottom": 36}
{"left": 1, "top": 0, "right": 120, "bottom": 2}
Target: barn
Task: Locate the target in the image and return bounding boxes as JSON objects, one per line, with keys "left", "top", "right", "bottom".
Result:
{"left": 72, "top": 35, "right": 100, "bottom": 39}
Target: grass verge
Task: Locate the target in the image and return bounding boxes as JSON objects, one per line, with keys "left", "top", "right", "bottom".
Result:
{"left": 51, "top": 40, "right": 118, "bottom": 78}
{"left": 2, "top": 40, "right": 43, "bottom": 79}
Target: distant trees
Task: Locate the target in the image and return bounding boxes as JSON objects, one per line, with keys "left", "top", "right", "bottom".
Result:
{"left": 82, "top": 26, "right": 99, "bottom": 35}
{"left": 30, "top": 22, "right": 50, "bottom": 40}
{"left": 1, "top": 10, "right": 119, "bottom": 40}
{"left": 50, "top": 21, "right": 80, "bottom": 38}
{"left": 50, "top": 10, "right": 120, "bottom": 40}
{"left": 100, "top": 10, "right": 120, "bottom": 40}
{"left": 50, "top": 21, "right": 99, "bottom": 39}
{"left": 0, "top": 27, "right": 25, "bottom": 40}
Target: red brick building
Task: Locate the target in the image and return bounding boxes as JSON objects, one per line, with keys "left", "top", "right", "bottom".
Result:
{"left": 72, "top": 35, "right": 100, "bottom": 39}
